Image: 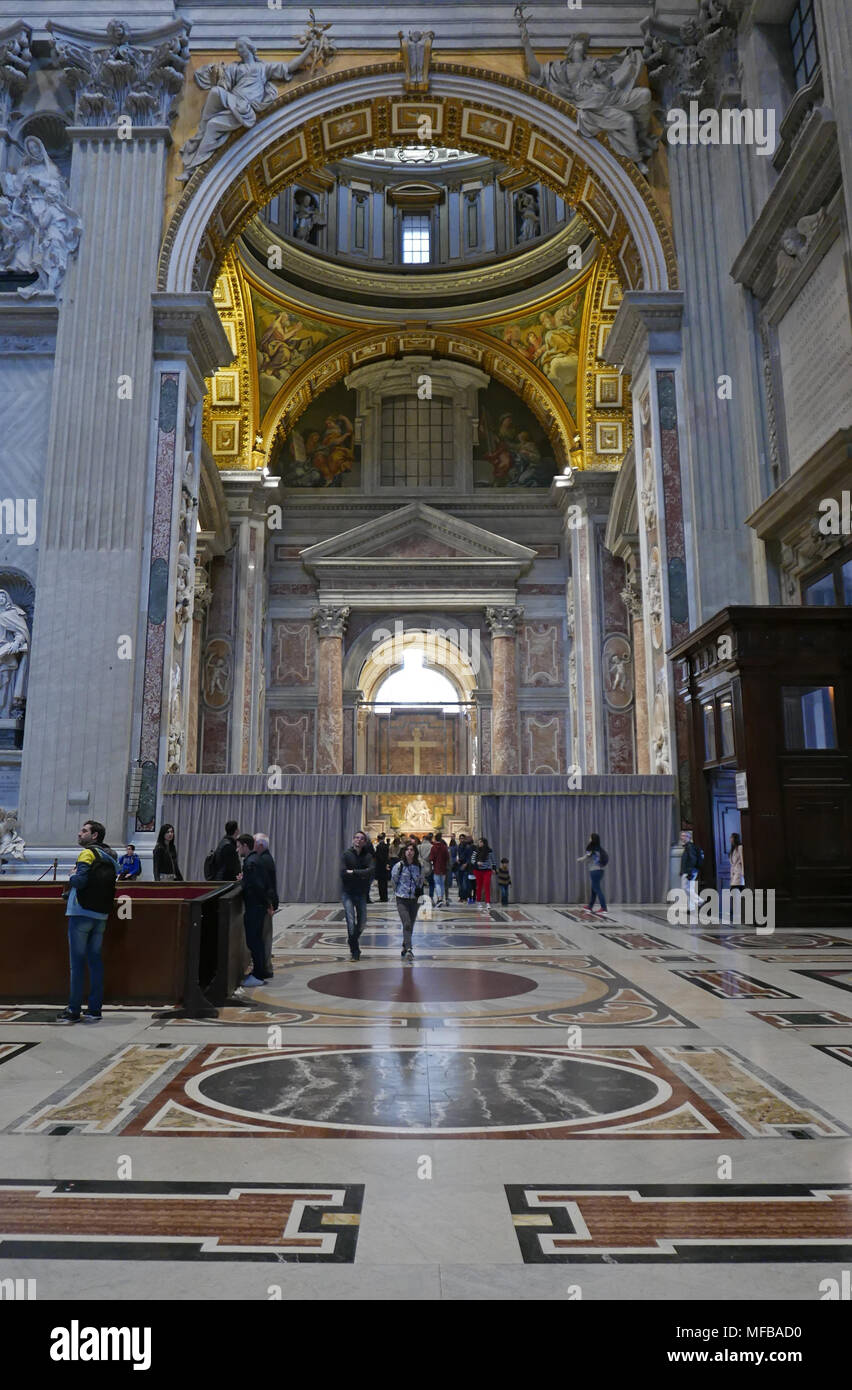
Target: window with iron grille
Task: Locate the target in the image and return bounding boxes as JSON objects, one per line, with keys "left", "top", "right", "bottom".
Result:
{"left": 789, "top": 0, "right": 820, "bottom": 90}
{"left": 380, "top": 396, "right": 455, "bottom": 487}
{"left": 402, "top": 214, "right": 431, "bottom": 264}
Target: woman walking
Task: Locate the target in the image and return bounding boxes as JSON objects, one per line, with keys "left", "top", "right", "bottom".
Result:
{"left": 391, "top": 842, "right": 423, "bottom": 963}
{"left": 729, "top": 833, "right": 744, "bottom": 887}
{"left": 578, "top": 832, "right": 608, "bottom": 915}
{"left": 471, "top": 837, "right": 496, "bottom": 908}
{"left": 153, "top": 824, "right": 183, "bottom": 883}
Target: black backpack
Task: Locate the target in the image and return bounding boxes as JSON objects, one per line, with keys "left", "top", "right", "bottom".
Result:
{"left": 76, "top": 846, "right": 118, "bottom": 914}
{"left": 598, "top": 848, "right": 609, "bottom": 867}
{"left": 203, "top": 848, "right": 218, "bottom": 880}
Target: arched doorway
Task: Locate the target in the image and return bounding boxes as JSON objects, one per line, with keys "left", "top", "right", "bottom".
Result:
{"left": 356, "top": 625, "right": 481, "bottom": 838}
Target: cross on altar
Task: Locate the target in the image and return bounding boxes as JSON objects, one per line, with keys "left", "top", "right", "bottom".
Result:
{"left": 396, "top": 726, "right": 444, "bottom": 774}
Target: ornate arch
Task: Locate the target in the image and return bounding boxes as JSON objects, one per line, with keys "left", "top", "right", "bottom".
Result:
{"left": 158, "top": 64, "right": 677, "bottom": 296}
{"left": 260, "top": 321, "right": 579, "bottom": 467}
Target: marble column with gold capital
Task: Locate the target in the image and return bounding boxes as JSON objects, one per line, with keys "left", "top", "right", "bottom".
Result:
{"left": 313, "top": 606, "right": 350, "bottom": 774}
{"left": 486, "top": 605, "right": 523, "bottom": 776}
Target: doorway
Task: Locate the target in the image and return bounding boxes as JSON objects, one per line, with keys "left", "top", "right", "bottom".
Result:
{"left": 708, "top": 767, "right": 741, "bottom": 891}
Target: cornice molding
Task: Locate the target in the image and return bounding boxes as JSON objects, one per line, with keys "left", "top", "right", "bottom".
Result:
{"left": 603, "top": 290, "right": 685, "bottom": 376}
{"left": 152, "top": 290, "right": 234, "bottom": 378}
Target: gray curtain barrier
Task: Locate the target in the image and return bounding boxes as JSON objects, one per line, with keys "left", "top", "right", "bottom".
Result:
{"left": 161, "top": 774, "right": 677, "bottom": 904}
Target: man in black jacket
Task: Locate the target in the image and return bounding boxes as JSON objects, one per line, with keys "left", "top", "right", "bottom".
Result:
{"left": 253, "top": 831, "right": 279, "bottom": 978}
{"left": 341, "top": 830, "right": 374, "bottom": 961}
{"left": 236, "top": 834, "right": 275, "bottom": 986}
{"left": 212, "top": 820, "right": 240, "bottom": 881}
{"left": 373, "top": 832, "right": 390, "bottom": 902}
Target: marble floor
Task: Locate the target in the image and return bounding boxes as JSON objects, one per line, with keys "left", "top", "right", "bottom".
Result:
{"left": 1, "top": 900, "right": 851, "bottom": 1300}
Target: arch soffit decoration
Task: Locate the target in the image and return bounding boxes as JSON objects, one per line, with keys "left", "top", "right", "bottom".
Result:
{"left": 158, "top": 64, "right": 678, "bottom": 298}
{"left": 259, "top": 319, "right": 580, "bottom": 468}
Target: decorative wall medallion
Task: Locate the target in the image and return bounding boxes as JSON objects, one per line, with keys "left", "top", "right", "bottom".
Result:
{"left": 602, "top": 633, "right": 633, "bottom": 710}
{"left": 202, "top": 637, "right": 232, "bottom": 710}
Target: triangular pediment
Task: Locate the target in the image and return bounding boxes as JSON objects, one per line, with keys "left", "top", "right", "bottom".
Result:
{"left": 300, "top": 502, "right": 536, "bottom": 567}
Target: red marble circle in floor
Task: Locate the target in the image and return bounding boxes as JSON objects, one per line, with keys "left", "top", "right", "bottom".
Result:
{"left": 307, "top": 965, "right": 539, "bottom": 1003}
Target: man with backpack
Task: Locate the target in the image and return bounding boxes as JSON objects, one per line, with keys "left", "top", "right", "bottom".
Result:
{"left": 55, "top": 820, "right": 118, "bottom": 1024}
{"left": 205, "top": 820, "right": 240, "bottom": 881}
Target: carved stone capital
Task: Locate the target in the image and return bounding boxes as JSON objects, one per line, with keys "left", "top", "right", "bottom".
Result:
{"left": 0, "top": 22, "right": 32, "bottom": 118}
{"left": 641, "top": 2, "right": 745, "bottom": 110}
{"left": 46, "top": 18, "right": 190, "bottom": 129}
{"left": 485, "top": 605, "right": 524, "bottom": 639}
{"left": 313, "top": 605, "right": 350, "bottom": 640}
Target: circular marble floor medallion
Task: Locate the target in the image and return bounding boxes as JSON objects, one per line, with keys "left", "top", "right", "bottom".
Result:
{"left": 307, "top": 965, "right": 539, "bottom": 1003}
{"left": 189, "top": 1047, "right": 669, "bottom": 1133}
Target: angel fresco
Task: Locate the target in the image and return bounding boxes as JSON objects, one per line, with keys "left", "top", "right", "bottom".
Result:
{"left": 496, "top": 293, "right": 583, "bottom": 409}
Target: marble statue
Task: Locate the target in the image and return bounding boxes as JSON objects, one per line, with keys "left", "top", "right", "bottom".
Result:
{"left": 173, "top": 539, "right": 193, "bottom": 644}
{"left": 608, "top": 650, "right": 630, "bottom": 692}
{"left": 0, "top": 136, "right": 81, "bottom": 299}
{"left": 515, "top": 5, "right": 658, "bottom": 172}
{"left": 403, "top": 796, "right": 433, "bottom": 832}
{"left": 167, "top": 662, "right": 183, "bottom": 773}
{"left": 774, "top": 209, "right": 826, "bottom": 286}
{"left": 178, "top": 21, "right": 335, "bottom": 181}
{"left": 517, "top": 190, "right": 541, "bottom": 243}
{"left": 0, "top": 807, "right": 24, "bottom": 860}
{"left": 399, "top": 30, "right": 434, "bottom": 89}
{"left": 0, "top": 589, "right": 30, "bottom": 717}
{"left": 293, "top": 190, "right": 323, "bottom": 242}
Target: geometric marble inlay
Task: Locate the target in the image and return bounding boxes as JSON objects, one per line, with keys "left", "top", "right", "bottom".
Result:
{"left": 506, "top": 1184, "right": 852, "bottom": 1262}
{"left": 12, "top": 1043, "right": 846, "bottom": 1141}
{"left": 671, "top": 969, "right": 799, "bottom": 1000}
{"left": 754, "top": 1010, "right": 852, "bottom": 1030}
{"left": 0, "top": 1180, "right": 362, "bottom": 1261}
{"left": 792, "top": 968, "right": 852, "bottom": 996}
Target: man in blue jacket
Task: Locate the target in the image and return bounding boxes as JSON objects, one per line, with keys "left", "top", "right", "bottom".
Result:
{"left": 237, "top": 834, "right": 276, "bottom": 987}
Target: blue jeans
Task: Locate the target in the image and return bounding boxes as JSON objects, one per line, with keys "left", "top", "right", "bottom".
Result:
{"left": 588, "top": 869, "right": 607, "bottom": 911}
{"left": 67, "top": 915, "right": 106, "bottom": 1016}
{"left": 342, "top": 893, "right": 367, "bottom": 953}
{"left": 432, "top": 873, "right": 446, "bottom": 902}
{"left": 499, "top": 885, "right": 509, "bottom": 906}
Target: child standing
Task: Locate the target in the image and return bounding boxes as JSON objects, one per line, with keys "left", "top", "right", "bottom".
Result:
{"left": 497, "top": 857, "right": 512, "bottom": 906}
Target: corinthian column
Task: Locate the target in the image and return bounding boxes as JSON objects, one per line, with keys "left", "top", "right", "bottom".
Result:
{"left": 18, "top": 18, "right": 191, "bottom": 846}
{"left": 313, "top": 606, "right": 350, "bottom": 774}
{"left": 486, "top": 606, "right": 523, "bottom": 776}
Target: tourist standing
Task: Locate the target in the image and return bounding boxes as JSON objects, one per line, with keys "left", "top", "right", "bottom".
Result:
{"left": 391, "top": 842, "right": 423, "bottom": 963}
{"left": 374, "top": 832, "right": 390, "bottom": 902}
{"left": 429, "top": 831, "right": 450, "bottom": 906}
{"left": 253, "top": 832, "right": 279, "bottom": 979}
{"left": 341, "top": 830, "right": 374, "bottom": 961}
{"left": 729, "top": 832, "right": 744, "bottom": 887}
{"left": 680, "top": 830, "right": 703, "bottom": 909}
{"left": 153, "top": 824, "right": 183, "bottom": 882}
{"left": 236, "top": 834, "right": 275, "bottom": 986}
{"left": 497, "top": 857, "right": 512, "bottom": 906}
{"left": 210, "top": 820, "right": 240, "bottom": 881}
{"left": 457, "top": 833, "right": 474, "bottom": 903}
{"left": 55, "top": 820, "right": 118, "bottom": 1025}
{"left": 578, "top": 832, "right": 608, "bottom": 915}
{"left": 471, "top": 837, "right": 496, "bottom": 907}
{"left": 117, "top": 845, "right": 141, "bottom": 880}
{"left": 418, "top": 832, "right": 434, "bottom": 900}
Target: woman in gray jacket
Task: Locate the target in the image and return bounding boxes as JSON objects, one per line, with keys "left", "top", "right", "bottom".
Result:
{"left": 391, "top": 842, "right": 423, "bottom": 963}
